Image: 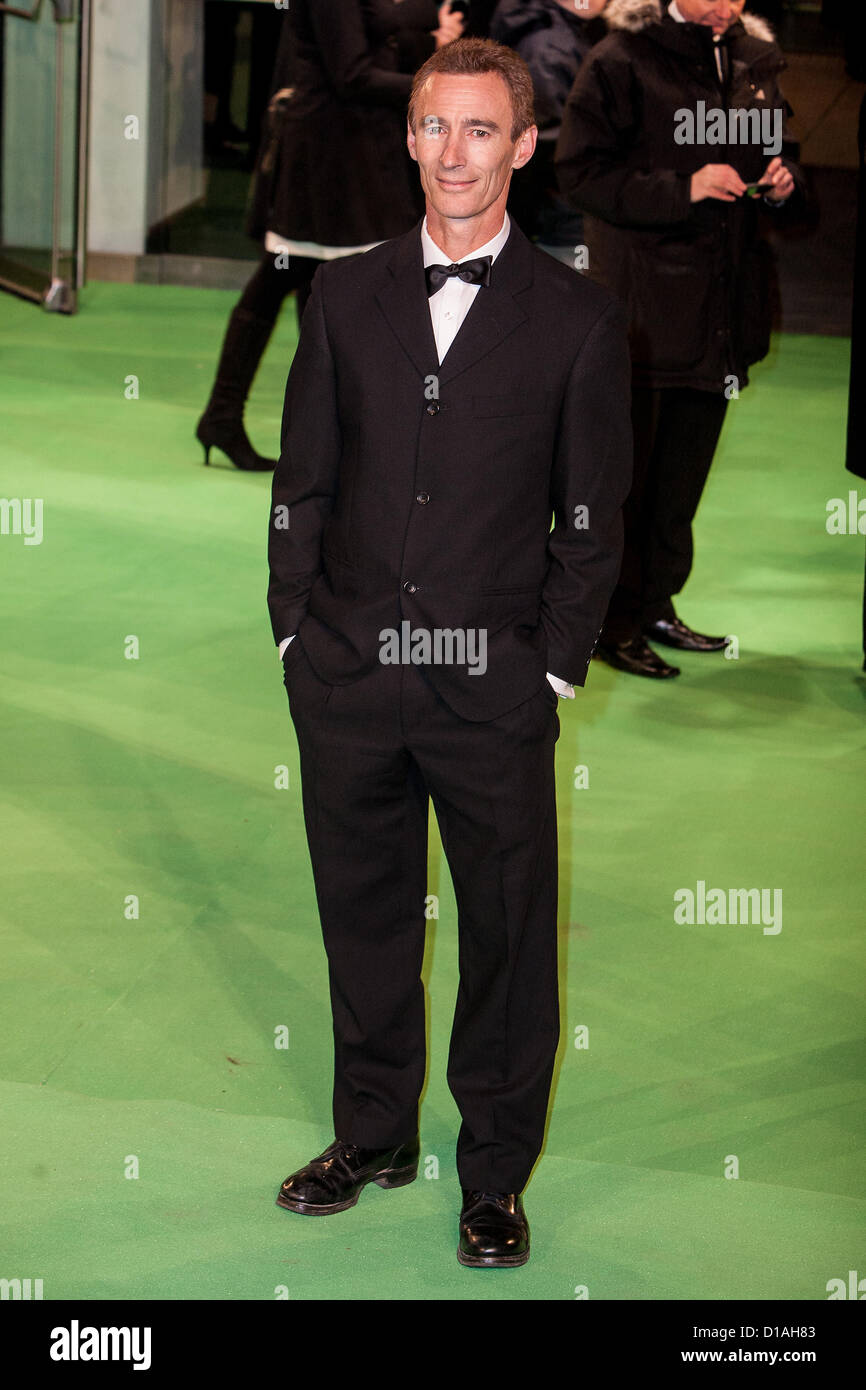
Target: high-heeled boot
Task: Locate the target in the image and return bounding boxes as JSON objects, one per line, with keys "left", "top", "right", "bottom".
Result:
{"left": 196, "top": 305, "right": 279, "bottom": 471}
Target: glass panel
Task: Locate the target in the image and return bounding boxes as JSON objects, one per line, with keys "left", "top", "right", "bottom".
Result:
{"left": 0, "top": 0, "right": 84, "bottom": 311}
{"left": 150, "top": 0, "right": 282, "bottom": 263}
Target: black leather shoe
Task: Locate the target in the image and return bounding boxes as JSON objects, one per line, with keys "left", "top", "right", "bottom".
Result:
{"left": 595, "top": 635, "right": 680, "bottom": 679}
{"left": 457, "top": 1190, "right": 530, "bottom": 1268}
{"left": 643, "top": 616, "right": 728, "bottom": 652}
{"left": 276, "top": 1135, "right": 419, "bottom": 1215}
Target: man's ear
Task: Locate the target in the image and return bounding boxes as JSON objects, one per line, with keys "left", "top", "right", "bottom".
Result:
{"left": 407, "top": 121, "right": 418, "bottom": 163}
{"left": 512, "top": 124, "right": 538, "bottom": 170}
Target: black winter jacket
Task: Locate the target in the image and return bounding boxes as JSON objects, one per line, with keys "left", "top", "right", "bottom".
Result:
{"left": 490, "top": 0, "right": 605, "bottom": 135}
{"left": 555, "top": 0, "right": 805, "bottom": 391}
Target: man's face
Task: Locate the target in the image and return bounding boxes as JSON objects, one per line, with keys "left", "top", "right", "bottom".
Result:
{"left": 556, "top": 0, "right": 609, "bottom": 17}
{"left": 676, "top": 0, "right": 747, "bottom": 34}
{"left": 407, "top": 72, "right": 536, "bottom": 223}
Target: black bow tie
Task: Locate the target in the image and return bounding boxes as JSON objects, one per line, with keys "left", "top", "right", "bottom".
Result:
{"left": 425, "top": 256, "right": 492, "bottom": 297}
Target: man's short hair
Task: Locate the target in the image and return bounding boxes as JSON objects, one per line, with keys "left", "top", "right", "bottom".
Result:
{"left": 408, "top": 37, "right": 535, "bottom": 143}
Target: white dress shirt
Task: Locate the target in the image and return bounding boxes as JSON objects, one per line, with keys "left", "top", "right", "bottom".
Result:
{"left": 421, "top": 212, "right": 512, "bottom": 363}
{"left": 279, "top": 212, "right": 575, "bottom": 698}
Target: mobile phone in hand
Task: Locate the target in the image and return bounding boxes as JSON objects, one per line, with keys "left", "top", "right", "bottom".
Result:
{"left": 744, "top": 182, "right": 774, "bottom": 197}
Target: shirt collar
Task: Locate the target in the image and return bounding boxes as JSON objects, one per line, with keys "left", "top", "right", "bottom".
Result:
{"left": 668, "top": 1, "right": 723, "bottom": 42}
{"left": 421, "top": 212, "right": 511, "bottom": 269}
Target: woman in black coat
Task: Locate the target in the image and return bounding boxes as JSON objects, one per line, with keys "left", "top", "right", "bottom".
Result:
{"left": 555, "top": 0, "right": 805, "bottom": 678}
{"left": 197, "top": 0, "right": 462, "bottom": 471}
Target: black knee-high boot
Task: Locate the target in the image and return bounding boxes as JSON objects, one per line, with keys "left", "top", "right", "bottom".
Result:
{"left": 196, "top": 305, "right": 279, "bottom": 471}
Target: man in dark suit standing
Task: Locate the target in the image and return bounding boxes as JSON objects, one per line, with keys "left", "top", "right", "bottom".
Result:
{"left": 267, "top": 36, "right": 632, "bottom": 1267}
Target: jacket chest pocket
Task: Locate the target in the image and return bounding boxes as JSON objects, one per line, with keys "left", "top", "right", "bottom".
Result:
{"left": 471, "top": 392, "right": 554, "bottom": 419}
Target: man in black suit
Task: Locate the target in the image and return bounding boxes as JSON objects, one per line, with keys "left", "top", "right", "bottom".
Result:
{"left": 268, "top": 36, "right": 632, "bottom": 1267}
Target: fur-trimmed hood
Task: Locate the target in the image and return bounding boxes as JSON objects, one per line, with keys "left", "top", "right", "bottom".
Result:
{"left": 603, "top": 0, "right": 774, "bottom": 45}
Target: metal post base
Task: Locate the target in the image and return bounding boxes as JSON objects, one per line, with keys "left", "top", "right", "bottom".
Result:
{"left": 43, "top": 277, "right": 76, "bottom": 313}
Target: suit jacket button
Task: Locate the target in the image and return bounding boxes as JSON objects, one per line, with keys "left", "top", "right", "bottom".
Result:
{"left": 416, "top": 492, "right": 429, "bottom": 505}
{"left": 426, "top": 402, "right": 440, "bottom": 415}
{"left": 403, "top": 580, "right": 417, "bottom": 594}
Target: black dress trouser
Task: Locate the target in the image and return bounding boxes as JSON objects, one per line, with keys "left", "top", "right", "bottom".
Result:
{"left": 282, "top": 635, "right": 561, "bottom": 1193}
{"left": 602, "top": 386, "right": 729, "bottom": 643}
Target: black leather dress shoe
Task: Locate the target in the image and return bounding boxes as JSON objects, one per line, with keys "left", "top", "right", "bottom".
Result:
{"left": 595, "top": 635, "right": 680, "bottom": 679}
{"left": 276, "top": 1135, "right": 419, "bottom": 1215}
{"left": 457, "top": 1190, "right": 530, "bottom": 1268}
{"left": 643, "top": 616, "right": 728, "bottom": 652}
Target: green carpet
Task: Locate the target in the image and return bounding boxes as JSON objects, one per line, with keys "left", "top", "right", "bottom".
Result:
{"left": 0, "top": 282, "right": 863, "bottom": 1300}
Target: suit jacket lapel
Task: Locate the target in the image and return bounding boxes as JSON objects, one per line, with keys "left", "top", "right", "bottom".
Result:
{"left": 437, "top": 223, "right": 533, "bottom": 388}
{"left": 376, "top": 225, "right": 440, "bottom": 379}
{"left": 375, "top": 219, "right": 535, "bottom": 386}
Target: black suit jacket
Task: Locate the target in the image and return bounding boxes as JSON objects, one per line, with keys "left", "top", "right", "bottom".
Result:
{"left": 267, "top": 218, "right": 633, "bottom": 721}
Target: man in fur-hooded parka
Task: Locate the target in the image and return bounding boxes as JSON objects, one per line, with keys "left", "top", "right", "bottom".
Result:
{"left": 552, "top": 1, "right": 804, "bottom": 673}
{"left": 555, "top": 0, "right": 803, "bottom": 392}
